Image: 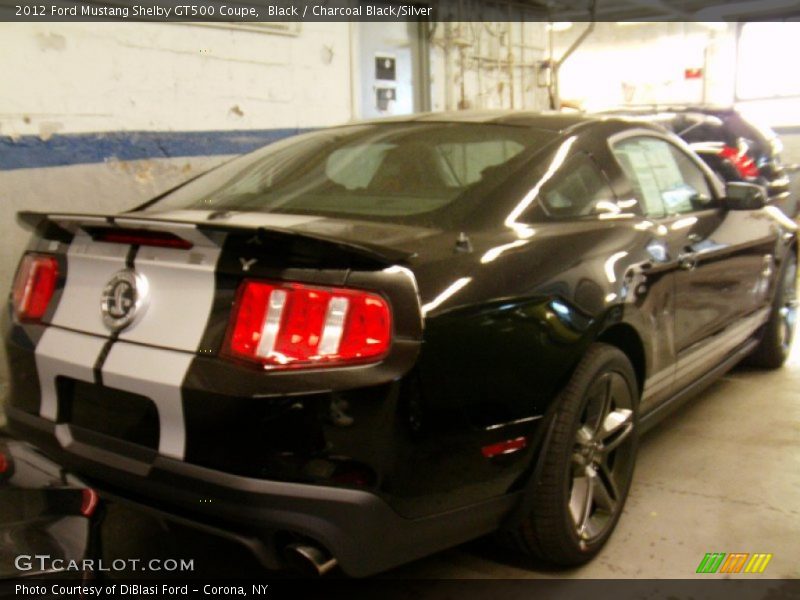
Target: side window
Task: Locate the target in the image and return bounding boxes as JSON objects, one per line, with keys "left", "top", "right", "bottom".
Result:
{"left": 536, "top": 153, "right": 618, "bottom": 219}
{"left": 612, "top": 137, "right": 714, "bottom": 217}
{"left": 664, "top": 144, "right": 715, "bottom": 212}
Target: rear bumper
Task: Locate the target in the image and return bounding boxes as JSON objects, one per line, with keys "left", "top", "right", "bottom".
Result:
{"left": 6, "top": 407, "right": 518, "bottom": 577}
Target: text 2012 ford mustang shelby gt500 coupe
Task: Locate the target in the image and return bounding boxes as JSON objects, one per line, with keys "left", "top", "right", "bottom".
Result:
{"left": 4, "top": 112, "right": 797, "bottom": 576}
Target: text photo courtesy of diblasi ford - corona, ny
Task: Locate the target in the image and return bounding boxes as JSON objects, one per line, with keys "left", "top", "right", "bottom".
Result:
{"left": 0, "top": 0, "right": 799, "bottom": 597}
{"left": 15, "top": 583, "right": 267, "bottom": 596}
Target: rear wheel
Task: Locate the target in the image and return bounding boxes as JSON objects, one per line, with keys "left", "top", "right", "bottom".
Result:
{"left": 507, "top": 344, "right": 639, "bottom": 566}
{"left": 747, "top": 251, "right": 797, "bottom": 369}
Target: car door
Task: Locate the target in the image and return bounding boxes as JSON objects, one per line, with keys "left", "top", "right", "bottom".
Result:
{"left": 611, "top": 134, "right": 772, "bottom": 397}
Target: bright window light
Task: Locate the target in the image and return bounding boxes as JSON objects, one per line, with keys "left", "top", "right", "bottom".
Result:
{"left": 737, "top": 23, "right": 800, "bottom": 100}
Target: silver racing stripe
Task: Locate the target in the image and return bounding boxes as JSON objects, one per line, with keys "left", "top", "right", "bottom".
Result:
{"left": 674, "top": 307, "right": 770, "bottom": 381}
{"left": 116, "top": 243, "right": 221, "bottom": 352}
{"left": 49, "top": 230, "right": 130, "bottom": 336}
{"left": 106, "top": 241, "right": 222, "bottom": 459}
{"left": 36, "top": 229, "right": 128, "bottom": 420}
{"left": 33, "top": 224, "right": 224, "bottom": 462}
{"left": 101, "top": 341, "right": 193, "bottom": 459}
{"left": 35, "top": 328, "right": 108, "bottom": 421}
{"left": 641, "top": 307, "right": 770, "bottom": 404}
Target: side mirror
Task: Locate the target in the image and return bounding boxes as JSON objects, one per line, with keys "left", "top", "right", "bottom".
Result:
{"left": 723, "top": 181, "right": 767, "bottom": 210}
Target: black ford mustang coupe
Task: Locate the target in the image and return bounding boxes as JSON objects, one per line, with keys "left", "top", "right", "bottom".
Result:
{"left": 3, "top": 112, "right": 797, "bottom": 577}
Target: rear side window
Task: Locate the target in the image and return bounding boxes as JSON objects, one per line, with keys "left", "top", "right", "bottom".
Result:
{"left": 537, "top": 153, "right": 618, "bottom": 219}
{"left": 613, "top": 137, "right": 714, "bottom": 217}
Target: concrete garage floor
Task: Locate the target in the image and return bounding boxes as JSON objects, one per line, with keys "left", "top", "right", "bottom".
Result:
{"left": 92, "top": 341, "right": 800, "bottom": 580}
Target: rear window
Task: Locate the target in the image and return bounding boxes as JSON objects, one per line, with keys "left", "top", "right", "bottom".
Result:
{"left": 144, "top": 123, "right": 555, "bottom": 225}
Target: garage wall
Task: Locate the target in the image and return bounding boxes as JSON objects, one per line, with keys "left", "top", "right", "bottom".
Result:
{"left": 2, "top": 22, "right": 355, "bottom": 136}
{"left": 356, "top": 22, "right": 417, "bottom": 118}
{"left": 430, "top": 21, "right": 550, "bottom": 111}
{"left": 0, "top": 21, "right": 357, "bottom": 384}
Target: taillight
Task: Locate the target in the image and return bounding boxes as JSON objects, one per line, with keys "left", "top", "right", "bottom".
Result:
{"left": 719, "top": 145, "right": 760, "bottom": 179}
{"left": 11, "top": 253, "right": 59, "bottom": 322}
{"left": 0, "top": 448, "right": 12, "bottom": 482}
{"left": 225, "top": 280, "right": 392, "bottom": 368}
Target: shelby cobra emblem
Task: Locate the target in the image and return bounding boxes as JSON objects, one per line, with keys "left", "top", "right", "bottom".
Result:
{"left": 100, "top": 269, "right": 148, "bottom": 331}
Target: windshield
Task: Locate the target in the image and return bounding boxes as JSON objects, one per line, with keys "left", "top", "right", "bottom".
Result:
{"left": 142, "top": 123, "right": 556, "bottom": 227}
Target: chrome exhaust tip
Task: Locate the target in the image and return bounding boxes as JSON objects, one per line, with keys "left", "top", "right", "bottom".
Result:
{"left": 283, "top": 542, "right": 338, "bottom": 576}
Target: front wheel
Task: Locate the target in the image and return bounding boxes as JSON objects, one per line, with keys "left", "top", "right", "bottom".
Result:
{"left": 506, "top": 343, "right": 639, "bottom": 566}
{"left": 747, "top": 251, "right": 797, "bottom": 369}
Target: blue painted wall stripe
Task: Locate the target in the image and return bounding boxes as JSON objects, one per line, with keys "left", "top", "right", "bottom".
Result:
{"left": 0, "top": 128, "right": 310, "bottom": 171}
{"left": 5, "top": 125, "right": 798, "bottom": 171}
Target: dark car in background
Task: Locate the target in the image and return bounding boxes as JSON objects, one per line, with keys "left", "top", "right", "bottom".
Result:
{"left": 599, "top": 106, "right": 795, "bottom": 217}
{"left": 3, "top": 112, "right": 797, "bottom": 577}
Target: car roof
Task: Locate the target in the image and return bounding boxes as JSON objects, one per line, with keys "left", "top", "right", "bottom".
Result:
{"left": 355, "top": 110, "right": 602, "bottom": 133}
{"left": 596, "top": 105, "right": 736, "bottom": 116}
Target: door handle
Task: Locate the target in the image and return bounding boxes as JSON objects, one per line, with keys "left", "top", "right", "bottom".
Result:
{"left": 678, "top": 252, "right": 697, "bottom": 270}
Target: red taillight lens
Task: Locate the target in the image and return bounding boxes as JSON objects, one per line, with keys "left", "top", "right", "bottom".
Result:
{"left": 11, "top": 254, "right": 59, "bottom": 322}
{"left": 719, "top": 145, "right": 760, "bottom": 179}
{"left": 226, "top": 280, "right": 391, "bottom": 368}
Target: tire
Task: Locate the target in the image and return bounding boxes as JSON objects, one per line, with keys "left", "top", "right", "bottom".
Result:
{"left": 506, "top": 343, "right": 639, "bottom": 566}
{"left": 747, "top": 250, "right": 798, "bottom": 369}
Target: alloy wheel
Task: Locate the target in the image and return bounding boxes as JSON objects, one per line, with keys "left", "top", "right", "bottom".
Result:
{"left": 779, "top": 256, "right": 798, "bottom": 352}
{"left": 569, "top": 371, "right": 636, "bottom": 548}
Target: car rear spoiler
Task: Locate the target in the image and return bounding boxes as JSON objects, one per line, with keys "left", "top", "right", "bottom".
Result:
{"left": 17, "top": 211, "right": 414, "bottom": 267}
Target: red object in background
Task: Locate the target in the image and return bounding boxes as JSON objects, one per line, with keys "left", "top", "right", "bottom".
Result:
{"left": 720, "top": 145, "right": 761, "bottom": 179}
{"left": 684, "top": 68, "right": 703, "bottom": 79}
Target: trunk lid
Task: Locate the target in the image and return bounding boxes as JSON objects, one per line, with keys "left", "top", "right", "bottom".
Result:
{"left": 18, "top": 210, "right": 425, "bottom": 354}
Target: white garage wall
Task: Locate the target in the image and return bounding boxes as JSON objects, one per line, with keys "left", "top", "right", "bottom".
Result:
{"left": 1, "top": 22, "right": 354, "bottom": 136}
{"left": 0, "top": 21, "right": 356, "bottom": 384}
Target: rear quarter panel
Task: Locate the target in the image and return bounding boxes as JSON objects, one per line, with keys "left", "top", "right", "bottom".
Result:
{"left": 389, "top": 220, "right": 668, "bottom": 516}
